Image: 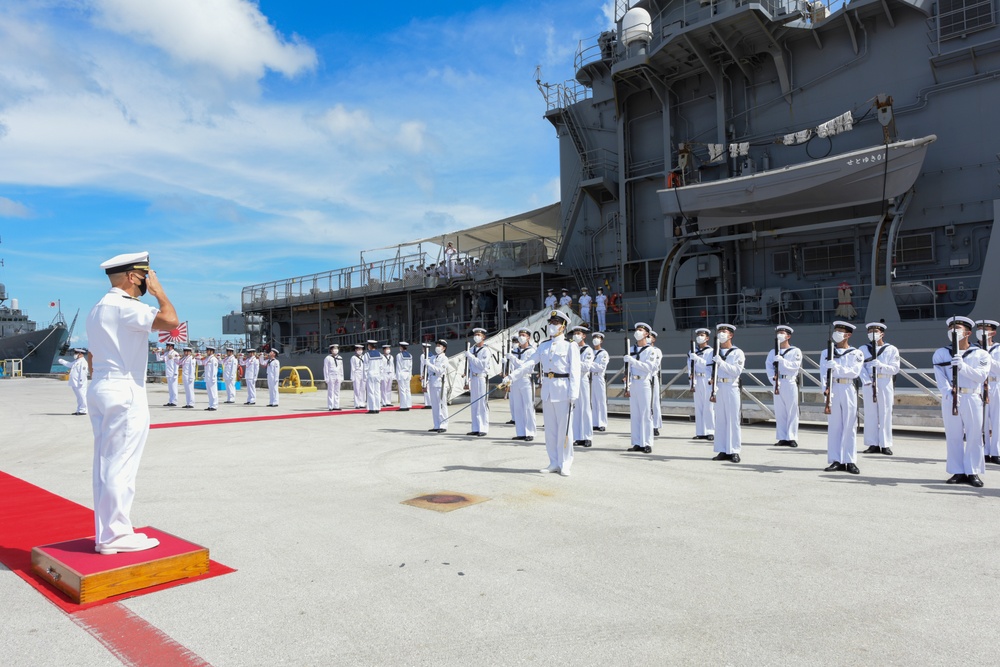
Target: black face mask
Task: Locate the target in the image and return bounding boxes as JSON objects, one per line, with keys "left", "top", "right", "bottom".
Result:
{"left": 134, "top": 273, "right": 148, "bottom": 296}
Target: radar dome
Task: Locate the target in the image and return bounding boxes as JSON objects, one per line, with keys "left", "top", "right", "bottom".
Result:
{"left": 622, "top": 8, "right": 653, "bottom": 47}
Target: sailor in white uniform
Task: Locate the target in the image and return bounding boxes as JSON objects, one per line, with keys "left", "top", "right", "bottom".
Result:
{"left": 860, "top": 322, "right": 900, "bottom": 455}
{"left": 58, "top": 347, "right": 90, "bottom": 415}
{"left": 351, "top": 344, "right": 366, "bottom": 409}
{"left": 261, "top": 349, "right": 281, "bottom": 406}
{"left": 420, "top": 343, "right": 432, "bottom": 406}
{"left": 649, "top": 330, "right": 663, "bottom": 436}
{"left": 323, "top": 344, "right": 344, "bottom": 410}
{"left": 156, "top": 342, "right": 180, "bottom": 406}
{"left": 625, "top": 322, "right": 657, "bottom": 454}
{"left": 571, "top": 325, "right": 595, "bottom": 448}
{"left": 595, "top": 287, "right": 608, "bottom": 333}
{"left": 87, "top": 250, "right": 177, "bottom": 554}
{"left": 766, "top": 325, "right": 802, "bottom": 448}
{"left": 241, "top": 349, "right": 259, "bottom": 404}
{"left": 425, "top": 339, "right": 450, "bottom": 432}
{"left": 222, "top": 347, "right": 240, "bottom": 404}
{"left": 820, "top": 321, "right": 864, "bottom": 474}
{"left": 396, "top": 342, "right": 413, "bottom": 410}
{"left": 710, "top": 323, "right": 745, "bottom": 462}
{"left": 465, "top": 328, "right": 491, "bottom": 436}
{"left": 578, "top": 287, "right": 592, "bottom": 327}
{"left": 507, "top": 328, "right": 537, "bottom": 441}
{"left": 590, "top": 332, "right": 609, "bottom": 432}
{"left": 180, "top": 347, "right": 197, "bottom": 408}
{"left": 687, "top": 328, "right": 715, "bottom": 441}
{"left": 544, "top": 288, "right": 557, "bottom": 310}
{"left": 364, "top": 340, "right": 384, "bottom": 413}
{"left": 380, "top": 344, "right": 395, "bottom": 406}
{"left": 934, "top": 316, "right": 990, "bottom": 487}
{"left": 559, "top": 288, "right": 573, "bottom": 311}
{"left": 198, "top": 346, "right": 220, "bottom": 410}
{"left": 502, "top": 310, "right": 580, "bottom": 476}
{"left": 977, "top": 320, "right": 1000, "bottom": 465}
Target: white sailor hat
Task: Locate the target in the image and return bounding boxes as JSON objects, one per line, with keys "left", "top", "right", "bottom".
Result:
{"left": 597, "top": 287, "right": 603, "bottom": 291}
{"left": 421, "top": 342, "right": 432, "bottom": 347}
{"left": 649, "top": 330, "right": 658, "bottom": 338}
{"left": 100, "top": 251, "right": 150, "bottom": 274}
{"left": 695, "top": 327, "right": 711, "bottom": 335}
{"left": 592, "top": 332, "right": 605, "bottom": 339}
{"left": 865, "top": 322, "right": 887, "bottom": 331}
{"left": 398, "top": 341, "right": 409, "bottom": 346}
{"left": 164, "top": 341, "right": 175, "bottom": 346}
{"left": 382, "top": 344, "right": 391, "bottom": 349}
{"left": 948, "top": 316, "right": 975, "bottom": 329}
{"left": 548, "top": 309, "right": 571, "bottom": 324}
{"left": 329, "top": 344, "right": 338, "bottom": 349}
{"left": 546, "top": 288, "right": 553, "bottom": 293}
{"left": 634, "top": 321, "right": 651, "bottom": 331}
{"left": 832, "top": 320, "right": 856, "bottom": 331}
{"left": 269, "top": 348, "right": 279, "bottom": 355}
{"left": 976, "top": 320, "right": 999, "bottom": 329}
{"left": 225, "top": 347, "right": 234, "bottom": 352}
{"left": 436, "top": 339, "right": 449, "bottom": 348}
{"left": 354, "top": 343, "right": 365, "bottom": 349}
{"left": 561, "top": 288, "right": 568, "bottom": 293}
{"left": 571, "top": 325, "right": 589, "bottom": 333}
{"left": 716, "top": 323, "right": 736, "bottom": 332}
{"left": 183, "top": 346, "right": 193, "bottom": 352}
{"left": 471, "top": 327, "right": 487, "bottom": 334}
{"left": 581, "top": 286, "right": 588, "bottom": 291}
{"left": 518, "top": 327, "right": 531, "bottom": 334}
{"left": 205, "top": 345, "right": 216, "bottom": 351}
{"left": 366, "top": 339, "right": 377, "bottom": 344}
{"left": 775, "top": 325, "right": 794, "bottom": 334}
{"left": 72, "top": 347, "right": 88, "bottom": 354}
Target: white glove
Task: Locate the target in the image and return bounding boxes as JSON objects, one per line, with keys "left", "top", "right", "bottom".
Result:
{"left": 688, "top": 352, "right": 705, "bottom": 365}
{"left": 623, "top": 355, "right": 633, "bottom": 365}
{"left": 951, "top": 355, "right": 963, "bottom": 367}
{"left": 499, "top": 376, "right": 511, "bottom": 388}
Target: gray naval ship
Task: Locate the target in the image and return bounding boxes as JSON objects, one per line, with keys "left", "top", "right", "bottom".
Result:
{"left": 0, "top": 285, "right": 70, "bottom": 375}
{"left": 230, "top": 0, "right": 1000, "bottom": 377}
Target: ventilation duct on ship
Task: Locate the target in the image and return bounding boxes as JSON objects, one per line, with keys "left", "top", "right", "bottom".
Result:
{"left": 621, "top": 8, "right": 652, "bottom": 57}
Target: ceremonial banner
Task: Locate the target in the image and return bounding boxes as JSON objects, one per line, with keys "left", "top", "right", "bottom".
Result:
{"left": 159, "top": 322, "right": 189, "bottom": 344}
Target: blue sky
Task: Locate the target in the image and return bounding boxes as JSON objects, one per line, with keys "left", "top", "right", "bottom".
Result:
{"left": 0, "top": 0, "right": 614, "bottom": 345}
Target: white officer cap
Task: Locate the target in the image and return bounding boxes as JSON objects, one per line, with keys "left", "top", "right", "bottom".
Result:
{"left": 865, "top": 322, "right": 887, "bottom": 331}
{"left": 205, "top": 345, "right": 216, "bottom": 351}
{"left": 634, "top": 322, "right": 651, "bottom": 332}
{"left": 100, "top": 251, "right": 150, "bottom": 274}
{"left": 518, "top": 328, "right": 531, "bottom": 335}
{"left": 546, "top": 288, "right": 553, "bottom": 293}
{"left": 592, "top": 332, "right": 605, "bottom": 340}
{"left": 548, "top": 310, "right": 571, "bottom": 324}
{"left": 398, "top": 341, "right": 410, "bottom": 346}
{"left": 472, "top": 327, "right": 487, "bottom": 334}
{"left": 694, "top": 327, "right": 711, "bottom": 335}
{"left": 976, "top": 320, "right": 999, "bottom": 329}
{"left": 832, "top": 320, "right": 856, "bottom": 331}
{"left": 366, "top": 339, "right": 377, "bottom": 344}
{"left": 561, "top": 288, "right": 568, "bottom": 293}
{"left": 225, "top": 347, "right": 234, "bottom": 352}
{"left": 948, "top": 316, "right": 975, "bottom": 329}
{"left": 716, "top": 323, "right": 736, "bottom": 332}
{"left": 183, "top": 346, "right": 193, "bottom": 352}
{"left": 164, "top": 341, "right": 175, "bottom": 346}
{"left": 72, "top": 347, "right": 88, "bottom": 354}
{"left": 436, "top": 339, "right": 449, "bottom": 349}
{"left": 581, "top": 287, "right": 588, "bottom": 291}
{"left": 775, "top": 325, "right": 794, "bottom": 334}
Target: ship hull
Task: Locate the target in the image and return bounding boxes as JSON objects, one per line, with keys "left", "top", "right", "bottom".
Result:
{"left": 0, "top": 326, "right": 69, "bottom": 375}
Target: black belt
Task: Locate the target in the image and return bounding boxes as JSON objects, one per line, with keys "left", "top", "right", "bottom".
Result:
{"left": 543, "top": 372, "right": 569, "bottom": 379}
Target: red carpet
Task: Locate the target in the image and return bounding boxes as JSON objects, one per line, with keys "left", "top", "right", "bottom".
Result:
{"left": 151, "top": 404, "right": 429, "bottom": 429}
{"left": 0, "top": 471, "right": 234, "bottom": 613}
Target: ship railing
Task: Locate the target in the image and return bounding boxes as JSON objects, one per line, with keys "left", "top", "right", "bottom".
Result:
{"left": 263, "top": 328, "right": 394, "bottom": 356}
{"left": 0, "top": 358, "right": 24, "bottom": 378}
{"left": 538, "top": 79, "right": 592, "bottom": 113}
{"left": 582, "top": 148, "right": 620, "bottom": 179}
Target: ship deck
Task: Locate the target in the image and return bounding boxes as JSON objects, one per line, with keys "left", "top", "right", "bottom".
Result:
{"left": 4, "top": 377, "right": 999, "bottom": 665}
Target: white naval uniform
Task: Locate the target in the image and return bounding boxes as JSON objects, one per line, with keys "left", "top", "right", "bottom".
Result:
{"left": 649, "top": 345, "right": 663, "bottom": 430}
{"left": 351, "top": 353, "right": 366, "bottom": 408}
{"left": 364, "top": 350, "right": 384, "bottom": 411}
{"left": 180, "top": 354, "right": 197, "bottom": 407}
{"left": 983, "top": 343, "right": 1000, "bottom": 458}
{"left": 559, "top": 295, "right": 572, "bottom": 310}
{"left": 466, "top": 344, "right": 491, "bottom": 434}
{"left": 595, "top": 294, "right": 608, "bottom": 332}
{"left": 712, "top": 346, "right": 745, "bottom": 455}
{"left": 688, "top": 345, "right": 716, "bottom": 437}
{"left": 223, "top": 354, "right": 240, "bottom": 403}
{"left": 860, "top": 342, "right": 900, "bottom": 450}
{"left": 579, "top": 294, "right": 592, "bottom": 326}
{"left": 508, "top": 336, "right": 581, "bottom": 473}
{"left": 86, "top": 287, "right": 157, "bottom": 548}
{"left": 157, "top": 348, "right": 180, "bottom": 404}
{"left": 544, "top": 295, "right": 557, "bottom": 310}
{"left": 241, "top": 355, "right": 259, "bottom": 404}
{"left": 323, "top": 354, "right": 344, "bottom": 409}
{"left": 426, "top": 352, "right": 450, "bottom": 430}
{"left": 766, "top": 345, "right": 802, "bottom": 443}
{"left": 507, "top": 345, "right": 537, "bottom": 438}
{"left": 420, "top": 353, "right": 431, "bottom": 406}
{"left": 590, "top": 348, "right": 609, "bottom": 429}
{"left": 261, "top": 356, "right": 280, "bottom": 406}
{"left": 59, "top": 356, "right": 89, "bottom": 414}
{"left": 572, "top": 344, "right": 595, "bottom": 443}
{"left": 820, "top": 346, "right": 864, "bottom": 464}
{"left": 199, "top": 354, "right": 219, "bottom": 409}
{"left": 396, "top": 352, "right": 413, "bottom": 409}
{"left": 380, "top": 353, "right": 395, "bottom": 406}
{"left": 933, "top": 345, "right": 990, "bottom": 476}
{"left": 625, "top": 344, "right": 657, "bottom": 449}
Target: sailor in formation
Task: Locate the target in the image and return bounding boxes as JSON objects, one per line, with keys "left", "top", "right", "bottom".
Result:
{"left": 156, "top": 342, "right": 180, "bottom": 406}
{"left": 58, "top": 347, "right": 89, "bottom": 415}
{"left": 507, "top": 327, "right": 537, "bottom": 441}
{"left": 504, "top": 336, "right": 519, "bottom": 425}
{"left": 544, "top": 288, "right": 557, "bottom": 310}
{"left": 649, "top": 330, "right": 663, "bottom": 436}
{"left": 324, "top": 344, "right": 344, "bottom": 411}
{"left": 180, "top": 346, "right": 197, "bottom": 408}
{"left": 198, "top": 346, "right": 220, "bottom": 411}
{"left": 595, "top": 287, "right": 608, "bottom": 332}
{"left": 624, "top": 322, "right": 656, "bottom": 454}
{"left": 571, "top": 325, "right": 594, "bottom": 448}
{"left": 241, "top": 349, "right": 259, "bottom": 405}
{"left": 710, "top": 323, "right": 744, "bottom": 463}
{"left": 380, "top": 344, "right": 395, "bottom": 406}
{"left": 590, "top": 332, "right": 609, "bottom": 432}
{"left": 559, "top": 288, "right": 573, "bottom": 311}
{"left": 465, "top": 328, "right": 491, "bottom": 436}
{"left": 578, "top": 287, "right": 592, "bottom": 327}
{"left": 977, "top": 320, "right": 1000, "bottom": 465}
{"left": 766, "top": 325, "right": 802, "bottom": 448}
{"left": 364, "top": 340, "right": 384, "bottom": 413}
{"left": 261, "top": 349, "right": 280, "bottom": 407}
{"left": 396, "top": 342, "right": 413, "bottom": 411}
{"left": 687, "top": 328, "right": 715, "bottom": 441}
{"left": 820, "top": 321, "right": 864, "bottom": 474}
{"left": 860, "top": 322, "right": 900, "bottom": 456}
{"left": 351, "top": 344, "right": 366, "bottom": 409}
{"left": 420, "top": 343, "right": 433, "bottom": 406}
{"left": 502, "top": 310, "right": 580, "bottom": 476}
{"left": 425, "top": 339, "right": 450, "bottom": 432}
{"left": 934, "top": 316, "right": 990, "bottom": 487}
{"left": 222, "top": 347, "right": 240, "bottom": 404}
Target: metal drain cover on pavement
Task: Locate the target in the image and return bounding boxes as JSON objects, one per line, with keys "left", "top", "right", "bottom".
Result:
{"left": 401, "top": 491, "right": 490, "bottom": 512}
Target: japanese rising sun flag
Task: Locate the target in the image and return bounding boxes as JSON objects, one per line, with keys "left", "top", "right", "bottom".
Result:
{"left": 159, "top": 322, "right": 189, "bottom": 344}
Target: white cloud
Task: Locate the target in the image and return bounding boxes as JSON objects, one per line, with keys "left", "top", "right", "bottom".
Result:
{"left": 0, "top": 196, "right": 32, "bottom": 218}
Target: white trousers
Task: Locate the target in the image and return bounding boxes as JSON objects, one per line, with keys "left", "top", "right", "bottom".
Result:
{"left": 398, "top": 376, "right": 412, "bottom": 409}
{"left": 381, "top": 377, "right": 393, "bottom": 406}
{"left": 510, "top": 381, "right": 536, "bottom": 437}
{"left": 353, "top": 378, "right": 366, "bottom": 408}
{"left": 469, "top": 375, "right": 489, "bottom": 433}
{"left": 580, "top": 306, "right": 590, "bottom": 327}
{"left": 591, "top": 376, "right": 607, "bottom": 429}
{"left": 183, "top": 377, "right": 195, "bottom": 407}
{"left": 651, "top": 377, "right": 662, "bottom": 429}
{"left": 773, "top": 379, "right": 799, "bottom": 441}
{"left": 166, "top": 373, "right": 178, "bottom": 404}
{"left": 943, "top": 391, "right": 985, "bottom": 475}
{"left": 246, "top": 378, "right": 257, "bottom": 404}
{"left": 862, "top": 379, "right": 893, "bottom": 448}
{"left": 596, "top": 308, "right": 606, "bottom": 332}
{"left": 827, "top": 384, "right": 858, "bottom": 464}
{"left": 268, "top": 379, "right": 279, "bottom": 406}
{"left": 327, "top": 380, "right": 341, "bottom": 409}
{"left": 88, "top": 378, "right": 149, "bottom": 547}
{"left": 713, "top": 382, "right": 741, "bottom": 454}
{"left": 428, "top": 382, "right": 449, "bottom": 429}
{"left": 224, "top": 372, "right": 237, "bottom": 402}
{"left": 629, "top": 378, "right": 654, "bottom": 448}
{"left": 206, "top": 377, "right": 218, "bottom": 409}
{"left": 573, "top": 378, "right": 593, "bottom": 441}
{"left": 542, "top": 399, "right": 573, "bottom": 472}
{"left": 71, "top": 383, "right": 88, "bottom": 414}
{"left": 366, "top": 377, "right": 381, "bottom": 411}
{"left": 693, "top": 374, "right": 715, "bottom": 436}
{"left": 983, "top": 384, "right": 998, "bottom": 457}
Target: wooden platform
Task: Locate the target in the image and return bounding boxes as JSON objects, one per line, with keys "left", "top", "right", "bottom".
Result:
{"left": 31, "top": 527, "right": 210, "bottom": 604}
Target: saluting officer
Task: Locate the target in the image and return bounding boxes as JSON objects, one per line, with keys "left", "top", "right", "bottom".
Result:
{"left": 861, "top": 322, "right": 900, "bottom": 455}
{"left": 180, "top": 346, "right": 197, "bottom": 408}
{"left": 571, "top": 325, "right": 594, "bottom": 448}
{"left": 649, "top": 330, "right": 663, "bottom": 436}
{"left": 222, "top": 347, "right": 240, "bottom": 404}
{"left": 241, "top": 349, "right": 259, "bottom": 405}
{"left": 198, "top": 346, "right": 220, "bottom": 411}
{"left": 976, "top": 320, "right": 1000, "bottom": 465}
{"left": 507, "top": 327, "right": 537, "bottom": 442}
{"left": 711, "top": 323, "right": 745, "bottom": 463}
{"left": 324, "top": 344, "right": 344, "bottom": 411}
{"left": 425, "top": 339, "right": 450, "bottom": 432}
{"left": 466, "top": 328, "right": 491, "bottom": 436}
{"left": 396, "top": 342, "right": 413, "bottom": 411}
{"left": 625, "top": 322, "right": 657, "bottom": 454}
{"left": 364, "top": 340, "right": 384, "bottom": 413}
{"left": 687, "top": 328, "right": 715, "bottom": 441}
{"left": 381, "top": 344, "right": 395, "bottom": 407}
{"left": 351, "top": 344, "right": 366, "bottom": 409}
{"left": 156, "top": 342, "right": 180, "bottom": 406}
{"left": 591, "top": 332, "right": 609, "bottom": 432}
{"left": 502, "top": 310, "right": 580, "bottom": 476}
{"left": 934, "top": 316, "right": 990, "bottom": 486}
{"left": 58, "top": 347, "right": 90, "bottom": 415}
{"left": 767, "top": 325, "right": 802, "bottom": 448}
{"left": 579, "top": 287, "right": 592, "bottom": 327}
{"left": 261, "top": 348, "right": 281, "bottom": 407}
{"left": 820, "top": 321, "right": 864, "bottom": 474}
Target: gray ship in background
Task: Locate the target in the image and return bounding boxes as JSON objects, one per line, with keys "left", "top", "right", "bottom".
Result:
{"left": 0, "top": 284, "right": 70, "bottom": 375}
{"left": 230, "top": 0, "right": 1000, "bottom": 375}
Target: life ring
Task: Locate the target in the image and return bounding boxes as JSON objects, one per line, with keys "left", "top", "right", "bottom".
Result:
{"left": 237, "top": 365, "right": 244, "bottom": 380}
{"left": 667, "top": 171, "right": 681, "bottom": 188}
{"left": 369, "top": 320, "right": 378, "bottom": 330}
{"left": 609, "top": 293, "right": 623, "bottom": 313}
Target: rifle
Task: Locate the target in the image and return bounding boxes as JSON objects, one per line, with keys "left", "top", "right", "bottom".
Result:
{"left": 463, "top": 341, "right": 470, "bottom": 391}
{"left": 709, "top": 332, "right": 720, "bottom": 403}
{"left": 871, "top": 339, "right": 879, "bottom": 404}
{"left": 421, "top": 347, "right": 429, "bottom": 389}
{"left": 823, "top": 332, "right": 834, "bottom": 415}
{"left": 773, "top": 333, "right": 780, "bottom": 396}
{"left": 689, "top": 337, "right": 696, "bottom": 393}
{"left": 623, "top": 333, "right": 631, "bottom": 398}
{"left": 952, "top": 326, "right": 959, "bottom": 417}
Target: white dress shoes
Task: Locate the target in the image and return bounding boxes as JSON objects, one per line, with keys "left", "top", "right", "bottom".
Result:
{"left": 97, "top": 532, "right": 161, "bottom": 555}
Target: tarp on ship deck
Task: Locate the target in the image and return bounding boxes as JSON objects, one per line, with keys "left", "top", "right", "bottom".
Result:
{"left": 384, "top": 202, "right": 561, "bottom": 253}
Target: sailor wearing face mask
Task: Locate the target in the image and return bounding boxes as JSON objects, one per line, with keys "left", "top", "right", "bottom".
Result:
{"left": 766, "top": 325, "right": 802, "bottom": 447}
{"left": 261, "top": 349, "right": 281, "bottom": 407}
{"left": 156, "top": 342, "right": 180, "bottom": 406}
{"left": 544, "top": 288, "right": 557, "bottom": 310}
{"left": 578, "top": 287, "right": 592, "bottom": 327}
{"left": 222, "top": 348, "right": 239, "bottom": 404}
{"left": 324, "top": 344, "right": 344, "bottom": 411}
{"left": 501, "top": 310, "right": 580, "bottom": 476}
{"left": 976, "top": 320, "right": 1000, "bottom": 465}
{"left": 381, "top": 345, "right": 395, "bottom": 407}
{"left": 507, "top": 328, "right": 537, "bottom": 441}
{"left": 711, "top": 324, "right": 745, "bottom": 463}
{"left": 687, "top": 328, "right": 715, "bottom": 441}
{"left": 571, "top": 325, "right": 595, "bottom": 448}
{"left": 625, "top": 322, "right": 657, "bottom": 454}
{"left": 364, "top": 340, "right": 384, "bottom": 413}
{"left": 591, "top": 332, "right": 609, "bottom": 431}
{"left": 396, "top": 342, "right": 413, "bottom": 411}
{"left": 426, "top": 339, "right": 450, "bottom": 432}
{"left": 820, "top": 321, "right": 864, "bottom": 474}
{"left": 241, "top": 349, "right": 259, "bottom": 404}
{"left": 58, "top": 347, "right": 90, "bottom": 415}
{"left": 649, "top": 330, "right": 663, "bottom": 436}
{"left": 595, "top": 287, "right": 608, "bottom": 332}
{"left": 860, "top": 322, "right": 900, "bottom": 456}
{"left": 933, "top": 317, "right": 990, "bottom": 486}
{"left": 466, "top": 328, "right": 491, "bottom": 436}
{"left": 351, "top": 344, "right": 366, "bottom": 409}
{"left": 180, "top": 347, "right": 197, "bottom": 408}
{"left": 198, "top": 346, "right": 219, "bottom": 411}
